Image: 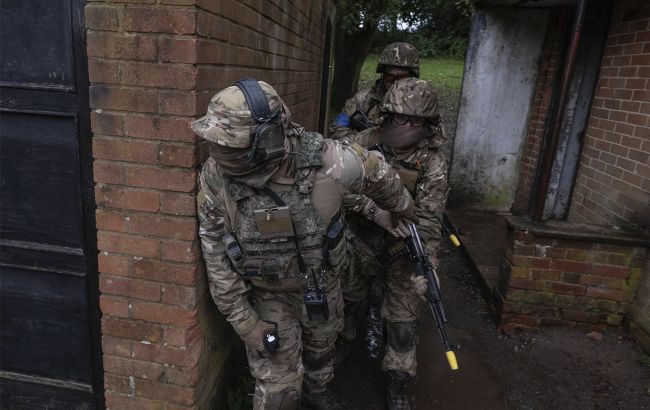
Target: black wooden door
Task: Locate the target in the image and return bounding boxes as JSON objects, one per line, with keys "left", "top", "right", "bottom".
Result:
{"left": 0, "top": 1, "right": 103, "bottom": 408}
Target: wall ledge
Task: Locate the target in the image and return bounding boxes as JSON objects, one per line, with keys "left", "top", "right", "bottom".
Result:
{"left": 505, "top": 216, "right": 650, "bottom": 247}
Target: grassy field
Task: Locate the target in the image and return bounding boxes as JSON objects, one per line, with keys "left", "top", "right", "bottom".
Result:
{"left": 359, "top": 54, "right": 465, "bottom": 93}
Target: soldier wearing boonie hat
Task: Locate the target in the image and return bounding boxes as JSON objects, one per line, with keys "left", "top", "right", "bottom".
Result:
{"left": 194, "top": 79, "right": 417, "bottom": 410}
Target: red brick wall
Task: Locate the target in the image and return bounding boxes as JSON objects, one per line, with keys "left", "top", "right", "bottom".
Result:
{"left": 512, "top": 10, "right": 568, "bottom": 215}
{"left": 86, "top": 1, "right": 334, "bottom": 408}
{"left": 498, "top": 218, "right": 646, "bottom": 331}
{"left": 568, "top": 1, "right": 650, "bottom": 230}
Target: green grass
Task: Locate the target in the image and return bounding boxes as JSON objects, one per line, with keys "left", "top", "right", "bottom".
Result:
{"left": 359, "top": 54, "right": 465, "bottom": 94}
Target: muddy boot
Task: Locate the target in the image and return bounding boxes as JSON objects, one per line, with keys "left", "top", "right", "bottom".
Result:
{"left": 385, "top": 371, "right": 411, "bottom": 410}
{"left": 301, "top": 386, "right": 344, "bottom": 410}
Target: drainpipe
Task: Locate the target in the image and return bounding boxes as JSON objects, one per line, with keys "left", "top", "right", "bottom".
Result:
{"left": 532, "top": 0, "right": 588, "bottom": 221}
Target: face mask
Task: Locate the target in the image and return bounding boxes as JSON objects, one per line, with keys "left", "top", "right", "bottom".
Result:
{"left": 380, "top": 121, "right": 430, "bottom": 150}
{"left": 209, "top": 144, "right": 284, "bottom": 188}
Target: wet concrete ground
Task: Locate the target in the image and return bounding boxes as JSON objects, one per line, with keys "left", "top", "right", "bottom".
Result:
{"left": 329, "top": 241, "right": 650, "bottom": 410}
{"left": 329, "top": 241, "right": 507, "bottom": 409}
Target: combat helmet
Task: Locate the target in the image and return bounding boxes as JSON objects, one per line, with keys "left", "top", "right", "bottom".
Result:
{"left": 191, "top": 80, "right": 289, "bottom": 147}
{"left": 381, "top": 78, "right": 439, "bottom": 121}
{"left": 376, "top": 42, "right": 420, "bottom": 77}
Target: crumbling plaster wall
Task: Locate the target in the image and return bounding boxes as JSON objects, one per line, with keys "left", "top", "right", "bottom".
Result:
{"left": 450, "top": 8, "right": 549, "bottom": 211}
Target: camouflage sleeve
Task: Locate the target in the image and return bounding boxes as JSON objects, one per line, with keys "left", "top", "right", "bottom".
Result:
{"left": 319, "top": 139, "right": 413, "bottom": 217}
{"left": 328, "top": 89, "right": 372, "bottom": 140}
{"left": 415, "top": 151, "right": 449, "bottom": 256}
{"left": 198, "top": 159, "right": 258, "bottom": 335}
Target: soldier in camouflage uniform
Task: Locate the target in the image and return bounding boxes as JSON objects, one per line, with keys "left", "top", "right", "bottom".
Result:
{"left": 193, "top": 79, "right": 416, "bottom": 410}
{"left": 330, "top": 42, "right": 420, "bottom": 140}
{"left": 341, "top": 78, "right": 449, "bottom": 410}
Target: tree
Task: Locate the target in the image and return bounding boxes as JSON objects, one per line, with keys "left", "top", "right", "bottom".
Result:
{"left": 330, "top": 0, "right": 472, "bottom": 111}
{"left": 330, "top": 0, "right": 399, "bottom": 111}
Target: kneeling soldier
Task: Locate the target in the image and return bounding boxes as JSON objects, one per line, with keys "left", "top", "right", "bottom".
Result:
{"left": 193, "top": 79, "right": 415, "bottom": 410}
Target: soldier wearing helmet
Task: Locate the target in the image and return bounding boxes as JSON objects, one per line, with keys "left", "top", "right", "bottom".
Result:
{"left": 338, "top": 78, "right": 449, "bottom": 410}
{"left": 193, "top": 79, "right": 416, "bottom": 410}
{"left": 330, "top": 42, "right": 420, "bottom": 139}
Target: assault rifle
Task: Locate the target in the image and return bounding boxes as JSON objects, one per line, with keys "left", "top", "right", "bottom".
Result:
{"left": 405, "top": 223, "right": 460, "bottom": 370}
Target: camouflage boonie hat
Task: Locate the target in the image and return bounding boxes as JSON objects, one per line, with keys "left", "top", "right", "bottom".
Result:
{"left": 376, "top": 42, "right": 420, "bottom": 77}
{"left": 191, "top": 81, "right": 287, "bottom": 147}
{"left": 381, "top": 78, "right": 439, "bottom": 119}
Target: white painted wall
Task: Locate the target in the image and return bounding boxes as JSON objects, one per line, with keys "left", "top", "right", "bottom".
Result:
{"left": 449, "top": 8, "right": 549, "bottom": 211}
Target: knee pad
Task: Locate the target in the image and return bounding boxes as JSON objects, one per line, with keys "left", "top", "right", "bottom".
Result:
{"left": 387, "top": 321, "right": 417, "bottom": 353}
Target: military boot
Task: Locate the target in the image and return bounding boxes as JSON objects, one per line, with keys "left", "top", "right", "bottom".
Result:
{"left": 386, "top": 371, "right": 411, "bottom": 410}
{"left": 301, "top": 386, "right": 344, "bottom": 410}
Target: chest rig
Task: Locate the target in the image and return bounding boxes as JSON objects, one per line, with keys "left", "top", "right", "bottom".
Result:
{"left": 223, "top": 133, "right": 344, "bottom": 299}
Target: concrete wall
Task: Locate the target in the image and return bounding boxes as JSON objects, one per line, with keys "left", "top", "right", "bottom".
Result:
{"left": 449, "top": 8, "right": 549, "bottom": 211}
{"left": 86, "top": 1, "right": 334, "bottom": 408}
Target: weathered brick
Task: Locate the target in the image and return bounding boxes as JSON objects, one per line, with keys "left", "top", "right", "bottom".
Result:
{"left": 132, "top": 259, "right": 200, "bottom": 285}
{"left": 86, "top": 5, "right": 119, "bottom": 31}
{"left": 162, "top": 285, "right": 197, "bottom": 307}
{"left": 585, "top": 286, "right": 628, "bottom": 302}
{"left": 131, "top": 301, "right": 198, "bottom": 326}
{"left": 161, "top": 240, "right": 201, "bottom": 263}
{"left": 90, "top": 85, "right": 159, "bottom": 113}
{"left": 102, "top": 317, "right": 163, "bottom": 343}
{"left": 103, "top": 335, "right": 133, "bottom": 358}
{"left": 87, "top": 32, "right": 158, "bottom": 60}
{"left": 590, "top": 264, "right": 630, "bottom": 278}
{"left": 134, "top": 378, "right": 196, "bottom": 405}
{"left": 550, "top": 260, "right": 591, "bottom": 274}
{"left": 91, "top": 111, "right": 124, "bottom": 136}
{"left": 96, "top": 184, "right": 160, "bottom": 212}
{"left": 88, "top": 58, "right": 120, "bottom": 84}
{"left": 105, "top": 392, "right": 164, "bottom": 410}
{"left": 121, "top": 62, "right": 198, "bottom": 90}
{"left": 125, "top": 166, "right": 197, "bottom": 192}
{"left": 124, "top": 115, "right": 197, "bottom": 142}
{"left": 100, "top": 294, "right": 130, "bottom": 318}
{"left": 547, "top": 282, "right": 586, "bottom": 296}
{"left": 509, "top": 278, "right": 545, "bottom": 291}
{"left": 97, "top": 231, "right": 161, "bottom": 258}
{"left": 159, "top": 37, "right": 198, "bottom": 63}
{"left": 96, "top": 209, "right": 128, "bottom": 233}
{"left": 160, "top": 192, "right": 197, "bottom": 216}
{"left": 93, "top": 136, "right": 159, "bottom": 163}
{"left": 159, "top": 143, "right": 198, "bottom": 167}
{"left": 122, "top": 7, "right": 197, "bottom": 34}
{"left": 131, "top": 338, "right": 202, "bottom": 367}
{"left": 163, "top": 326, "right": 201, "bottom": 347}
{"left": 99, "top": 253, "right": 131, "bottom": 276}
{"left": 94, "top": 161, "right": 125, "bottom": 184}
{"left": 129, "top": 214, "right": 197, "bottom": 240}
{"left": 100, "top": 274, "right": 162, "bottom": 301}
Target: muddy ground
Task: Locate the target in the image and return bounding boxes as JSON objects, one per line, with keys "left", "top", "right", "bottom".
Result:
{"left": 329, "top": 241, "right": 650, "bottom": 410}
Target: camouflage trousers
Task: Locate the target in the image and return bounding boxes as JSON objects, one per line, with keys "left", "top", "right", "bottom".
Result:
{"left": 247, "top": 280, "right": 344, "bottom": 410}
{"left": 341, "top": 231, "right": 419, "bottom": 377}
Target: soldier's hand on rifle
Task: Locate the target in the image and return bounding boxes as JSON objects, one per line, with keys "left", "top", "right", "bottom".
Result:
{"left": 410, "top": 274, "right": 428, "bottom": 301}
{"left": 372, "top": 208, "right": 409, "bottom": 238}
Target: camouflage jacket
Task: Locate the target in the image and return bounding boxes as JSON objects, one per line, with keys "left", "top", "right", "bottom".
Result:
{"left": 198, "top": 131, "right": 413, "bottom": 335}
{"left": 344, "top": 126, "right": 449, "bottom": 257}
{"left": 329, "top": 79, "right": 387, "bottom": 140}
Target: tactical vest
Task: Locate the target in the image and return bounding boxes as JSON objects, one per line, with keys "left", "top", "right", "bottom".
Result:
{"left": 222, "top": 133, "right": 345, "bottom": 292}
